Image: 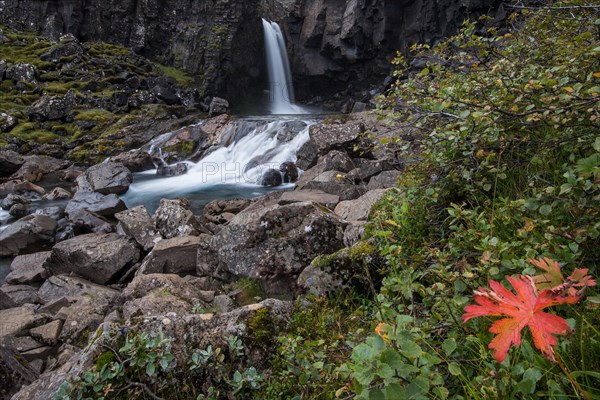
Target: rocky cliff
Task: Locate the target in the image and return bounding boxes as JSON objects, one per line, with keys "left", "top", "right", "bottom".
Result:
{"left": 0, "top": 0, "right": 501, "bottom": 106}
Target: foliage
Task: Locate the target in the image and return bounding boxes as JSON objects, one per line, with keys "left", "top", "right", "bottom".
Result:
{"left": 338, "top": 1, "right": 600, "bottom": 399}
{"left": 56, "top": 329, "right": 264, "bottom": 400}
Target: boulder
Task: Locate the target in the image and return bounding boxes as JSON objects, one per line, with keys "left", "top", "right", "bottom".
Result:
{"left": 40, "top": 39, "right": 83, "bottom": 61}
{"left": 198, "top": 201, "right": 346, "bottom": 296}
{"left": 0, "top": 307, "right": 48, "bottom": 338}
{"left": 154, "top": 198, "right": 201, "bottom": 239}
{"left": 1, "top": 284, "right": 40, "bottom": 305}
{"left": 27, "top": 90, "right": 76, "bottom": 122}
{"left": 278, "top": 190, "right": 340, "bottom": 209}
{"left": 156, "top": 162, "right": 188, "bottom": 176}
{"left": 57, "top": 297, "right": 114, "bottom": 347}
{"left": 77, "top": 161, "right": 133, "bottom": 195}
{"left": 10, "top": 155, "right": 68, "bottom": 182}
{"left": 260, "top": 168, "right": 283, "bottom": 187}
{"left": 208, "top": 97, "right": 229, "bottom": 117}
{"left": 0, "top": 214, "right": 57, "bottom": 256}
{"left": 202, "top": 198, "right": 252, "bottom": 225}
{"left": 122, "top": 291, "right": 193, "bottom": 319}
{"left": 0, "top": 290, "right": 17, "bottom": 310}
{"left": 296, "top": 139, "right": 318, "bottom": 170}
{"left": 0, "top": 343, "right": 39, "bottom": 400}
{"left": 34, "top": 206, "right": 63, "bottom": 221}
{"left": 42, "top": 187, "right": 71, "bottom": 201}
{"left": 366, "top": 170, "right": 402, "bottom": 190}
{"left": 9, "top": 203, "right": 33, "bottom": 218}
{"left": 301, "top": 170, "right": 364, "bottom": 201}
{"left": 65, "top": 192, "right": 127, "bottom": 217}
{"left": 279, "top": 161, "right": 299, "bottom": 183}
{"left": 44, "top": 233, "right": 140, "bottom": 285}
{"left": 320, "top": 150, "right": 355, "bottom": 173}
{"left": 37, "top": 275, "right": 119, "bottom": 305}
{"left": 0, "top": 180, "right": 45, "bottom": 196}
{"left": 309, "top": 121, "right": 366, "bottom": 155}
{"left": 29, "top": 320, "right": 63, "bottom": 346}
{"left": 334, "top": 189, "right": 389, "bottom": 221}
{"left": 0, "top": 112, "right": 18, "bottom": 132}
{"left": 6, "top": 63, "right": 37, "bottom": 83}
{"left": 109, "top": 149, "right": 154, "bottom": 172}
{"left": 277, "top": 120, "right": 307, "bottom": 142}
{"left": 122, "top": 274, "right": 213, "bottom": 305}
{"left": 138, "top": 236, "right": 201, "bottom": 275}
{"left": 5, "top": 252, "right": 51, "bottom": 284}
{"left": 0, "top": 150, "right": 24, "bottom": 176}
{"left": 115, "top": 205, "right": 161, "bottom": 252}
{"left": 66, "top": 208, "right": 113, "bottom": 234}
{"left": 1, "top": 193, "right": 30, "bottom": 209}
{"left": 151, "top": 83, "right": 179, "bottom": 105}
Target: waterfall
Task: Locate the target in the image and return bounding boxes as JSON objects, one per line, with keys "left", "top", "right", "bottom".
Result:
{"left": 262, "top": 19, "right": 303, "bottom": 114}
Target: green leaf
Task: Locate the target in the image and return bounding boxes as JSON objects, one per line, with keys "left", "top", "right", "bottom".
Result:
{"left": 146, "top": 362, "right": 155, "bottom": 376}
{"left": 441, "top": 338, "right": 457, "bottom": 356}
{"left": 448, "top": 362, "right": 462, "bottom": 376}
{"left": 399, "top": 340, "right": 422, "bottom": 359}
{"left": 539, "top": 204, "right": 552, "bottom": 216}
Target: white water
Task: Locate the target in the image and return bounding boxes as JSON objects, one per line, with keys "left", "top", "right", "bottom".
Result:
{"left": 122, "top": 118, "right": 312, "bottom": 211}
{"left": 262, "top": 19, "right": 304, "bottom": 114}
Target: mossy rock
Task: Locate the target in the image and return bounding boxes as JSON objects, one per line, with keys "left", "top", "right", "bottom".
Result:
{"left": 246, "top": 307, "right": 275, "bottom": 348}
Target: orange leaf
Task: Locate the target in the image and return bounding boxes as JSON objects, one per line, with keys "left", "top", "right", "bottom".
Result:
{"left": 462, "top": 275, "right": 580, "bottom": 362}
{"left": 529, "top": 257, "right": 564, "bottom": 290}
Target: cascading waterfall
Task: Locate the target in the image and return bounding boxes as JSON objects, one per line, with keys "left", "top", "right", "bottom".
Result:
{"left": 123, "top": 117, "right": 312, "bottom": 212}
{"left": 262, "top": 19, "right": 304, "bottom": 114}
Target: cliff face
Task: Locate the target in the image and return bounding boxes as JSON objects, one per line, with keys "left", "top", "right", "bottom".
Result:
{"left": 0, "top": 0, "right": 501, "bottom": 104}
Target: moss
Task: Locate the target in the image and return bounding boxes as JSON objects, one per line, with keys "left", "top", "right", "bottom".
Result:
{"left": 247, "top": 307, "right": 274, "bottom": 348}
{"left": 155, "top": 63, "right": 194, "bottom": 87}
{"left": 95, "top": 351, "right": 114, "bottom": 371}
{"left": 164, "top": 140, "right": 195, "bottom": 156}
{"left": 74, "top": 108, "right": 116, "bottom": 122}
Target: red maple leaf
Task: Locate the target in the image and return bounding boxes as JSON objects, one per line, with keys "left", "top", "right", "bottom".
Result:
{"left": 462, "top": 275, "right": 581, "bottom": 363}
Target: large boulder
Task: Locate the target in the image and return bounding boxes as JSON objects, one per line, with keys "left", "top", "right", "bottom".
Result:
{"left": 138, "top": 236, "right": 201, "bottom": 275}
{"left": 202, "top": 198, "right": 252, "bottom": 225}
{"left": 0, "top": 343, "right": 39, "bottom": 400}
{"left": 0, "top": 290, "right": 17, "bottom": 310}
{"left": 65, "top": 192, "right": 127, "bottom": 217}
{"left": 296, "top": 139, "right": 318, "bottom": 170}
{"left": 109, "top": 149, "right": 154, "bottom": 172}
{"left": 6, "top": 63, "right": 37, "bottom": 83}
{"left": 309, "top": 122, "right": 366, "bottom": 155}
{"left": 1, "top": 193, "right": 30, "bottom": 210}
{"left": 334, "top": 189, "right": 389, "bottom": 222}
{"left": 0, "top": 214, "right": 57, "bottom": 256}
{"left": 66, "top": 208, "right": 113, "bottom": 234}
{"left": 154, "top": 198, "right": 202, "bottom": 239}
{"left": 115, "top": 206, "right": 161, "bottom": 252}
{"left": 76, "top": 161, "right": 133, "bottom": 195}
{"left": 209, "top": 97, "right": 230, "bottom": 117}
{"left": 122, "top": 274, "right": 214, "bottom": 305}
{"left": 42, "top": 187, "right": 72, "bottom": 201}
{"left": 0, "top": 149, "right": 24, "bottom": 176}
{"left": 198, "top": 201, "right": 346, "bottom": 296}
{"left": 0, "top": 284, "right": 40, "bottom": 305}
{"left": 5, "top": 252, "right": 51, "bottom": 285}
{"left": 37, "top": 275, "right": 119, "bottom": 305}
{"left": 27, "top": 90, "right": 76, "bottom": 122}
{"left": 301, "top": 170, "right": 364, "bottom": 201}
{"left": 278, "top": 190, "right": 340, "bottom": 209}
{"left": 10, "top": 155, "right": 68, "bottom": 182}
{"left": 0, "top": 307, "right": 48, "bottom": 338}
{"left": 44, "top": 233, "right": 140, "bottom": 285}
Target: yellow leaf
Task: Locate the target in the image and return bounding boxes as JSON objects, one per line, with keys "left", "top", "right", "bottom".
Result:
{"left": 564, "top": 87, "right": 574, "bottom": 93}
{"left": 593, "top": 72, "right": 600, "bottom": 78}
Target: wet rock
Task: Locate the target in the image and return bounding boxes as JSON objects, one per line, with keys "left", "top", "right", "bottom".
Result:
{"left": 65, "top": 192, "right": 127, "bottom": 217}
{"left": 278, "top": 189, "right": 340, "bottom": 209}
{"left": 34, "top": 206, "right": 63, "bottom": 221}
{"left": 27, "top": 90, "right": 76, "bottom": 122}
{"left": 1, "top": 284, "right": 40, "bottom": 305}
{"left": 1, "top": 285, "right": 19, "bottom": 309}
{"left": 280, "top": 161, "right": 299, "bottom": 183}
{"left": 42, "top": 187, "right": 71, "bottom": 201}
{"left": 109, "top": 150, "right": 154, "bottom": 172}
{"left": 154, "top": 198, "right": 201, "bottom": 239}
{"left": 200, "top": 201, "right": 346, "bottom": 296}
{"left": 138, "top": 236, "right": 201, "bottom": 275}
{"left": 156, "top": 162, "right": 188, "bottom": 176}
{"left": 209, "top": 97, "right": 230, "bottom": 117}
{"left": 10, "top": 155, "right": 68, "bottom": 182}
{"left": 0, "top": 214, "right": 57, "bottom": 256}
{"left": 0, "top": 180, "right": 45, "bottom": 196}
{"left": 9, "top": 203, "right": 33, "bottom": 218}
{"left": 66, "top": 208, "right": 113, "bottom": 234}
{"left": 260, "top": 168, "right": 283, "bottom": 187}
{"left": 277, "top": 120, "right": 307, "bottom": 142}
{"left": 5, "top": 252, "right": 51, "bottom": 285}
{"left": 44, "top": 233, "right": 140, "bottom": 285}
{"left": 1, "top": 193, "right": 30, "bottom": 209}
{"left": 334, "top": 189, "right": 389, "bottom": 221}
{"left": 0, "top": 343, "right": 39, "bottom": 400}
{"left": 0, "top": 150, "right": 24, "bottom": 176}
{"left": 76, "top": 161, "right": 133, "bottom": 195}
{"left": 309, "top": 122, "right": 366, "bottom": 155}
{"left": 37, "top": 275, "right": 119, "bottom": 305}
{"left": 29, "top": 320, "right": 63, "bottom": 346}
{"left": 115, "top": 205, "right": 161, "bottom": 252}
{"left": 296, "top": 140, "right": 319, "bottom": 171}
{"left": 0, "top": 112, "right": 18, "bottom": 132}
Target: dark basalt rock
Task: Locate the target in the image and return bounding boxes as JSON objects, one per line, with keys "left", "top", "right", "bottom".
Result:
{"left": 0, "top": 214, "right": 57, "bottom": 256}
{"left": 76, "top": 162, "right": 133, "bottom": 195}
{"left": 260, "top": 168, "right": 283, "bottom": 187}
{"left": 279, "top": 161, "right": 299, "bottom": 183}
{"left": 65, "top": 192, "right": 127, "bottom": 217}
{"left": 27, "top": 90, "right": 76, "bottom": 122}
{"left": 156, "top": 162, "right": 188, "bottom": 177}
{"left": 0, "top": 150, "right": 24, "bottom": 177}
